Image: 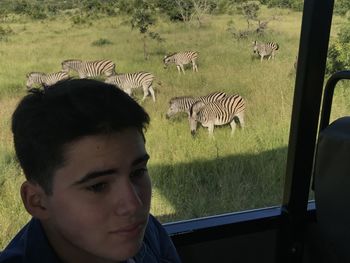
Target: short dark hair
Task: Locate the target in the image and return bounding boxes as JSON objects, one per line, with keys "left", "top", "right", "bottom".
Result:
{"left": 12, "top": 79, "right": 150, "bottom": 194}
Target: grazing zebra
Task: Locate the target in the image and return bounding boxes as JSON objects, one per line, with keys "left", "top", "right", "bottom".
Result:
{"left": 252, "top": 41, "right": 279, "bottom": 62}
{"left": 166, "top": 92, "right": 227, "bottom": 119}
{"left": 163, "top": 51, "right": 199, "bottom": 73}
{"left": 26, "top": 71, "right": 69, "bottom": 89}
{"left": 189, "top": 94, "right": 246, "bottom": 136}
{"left": 61, "top": 59, "right": 116, "bottom": 79}
{"left": 105, "top": 71, "right": 156, "bottom": 102}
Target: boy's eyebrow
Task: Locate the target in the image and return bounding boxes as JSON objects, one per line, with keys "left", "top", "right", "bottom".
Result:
{"left": 72, "top": 153, "right": 150, "bottom": 186}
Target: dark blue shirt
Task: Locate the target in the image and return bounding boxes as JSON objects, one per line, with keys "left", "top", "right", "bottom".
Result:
{"left": 0, "top": 214, "right": 181, "bottom": 263}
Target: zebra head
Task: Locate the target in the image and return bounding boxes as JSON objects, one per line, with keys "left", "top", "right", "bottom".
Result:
{"left": 166, "top": 99, "right": 182, "bottom": 119}
{"left": 189, "top": 101, "right": 205, "bottom": 136}
{"left": 163, "top": 55, "right": 170, "bottom": 69}
{"left": 163, "top": 54, "right": 176, "bottom": 69}
{"left": 252, "top": 40, "right": 258, "bottom": 53}
{"left": 26, "top": 72, "right": 42, "bottom": 89}
{"left": 61, "top": 61, "right": 70, "bottom": 72}
{"left": 105, "top": 76, "right": 116, "bottom": 85}
{"left": 61, "top": 59, "right": 81, "bottom": 72}
{"left": 189, "top": 115, "right": 198, "bottom": 137}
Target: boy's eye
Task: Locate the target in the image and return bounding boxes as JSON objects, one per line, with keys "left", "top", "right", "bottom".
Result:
{"left": 86, "top": 182, "right": 108, "bottom": 193}
{"left": 131, "top": 168, "right": 148, "bottom": 179}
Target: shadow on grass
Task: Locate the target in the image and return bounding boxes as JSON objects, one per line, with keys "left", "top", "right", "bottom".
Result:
{"left": 150, "top": 146, "right": 288, "bottom": 223}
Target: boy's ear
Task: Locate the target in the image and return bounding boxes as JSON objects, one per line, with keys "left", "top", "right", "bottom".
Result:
{"left": 20, "top": 181, "right": 50, "bottom": 220}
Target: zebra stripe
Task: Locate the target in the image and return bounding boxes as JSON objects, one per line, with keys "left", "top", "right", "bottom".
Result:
{"left": 166, "top": 92, "right": 227, "bottom": 119}
{"left": 26, "top": 71, "right": 69, "bottom": 88}
{"left": 163, "top": 51, "right": 199, "bottom": 73}
{"left": 189, "top": 94, "right": 246, "bottom": 136}
{"left": 105, "top": 71, "right": 156, "bottom": 102}
{"left": 61, "top": 59, "right": 116, "bottom": 79}
{"left": 252, "top": 41, "right": 279, "bottom": 62}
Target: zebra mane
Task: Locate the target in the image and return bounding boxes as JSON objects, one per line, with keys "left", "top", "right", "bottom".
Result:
{"left": 27, "top": 72, "right": 45, "bottom": 77}
{"left": 169, "top": 96, "right": 195, "bottom": 104}
{"left": 165, "top": 53, "right": 177, "bottom": 59}
{"left": 62, "top": 59, "right": 82, "bottom": 63}
{"left": 190, "top": 100, "right": 206, "bottom": 116}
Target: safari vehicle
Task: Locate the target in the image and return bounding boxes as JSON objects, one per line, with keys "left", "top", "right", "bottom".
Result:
{"left": 164, "top": 1, "right": 350, "bottom": 262}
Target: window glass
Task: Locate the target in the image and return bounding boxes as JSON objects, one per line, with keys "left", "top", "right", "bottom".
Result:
{"left": 3, "top": 0, "right": 345, "bottom": 250}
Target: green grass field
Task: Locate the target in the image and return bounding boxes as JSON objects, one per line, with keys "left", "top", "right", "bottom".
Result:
{"left": 0, "top": 8, "right": 349, "bottom": 249}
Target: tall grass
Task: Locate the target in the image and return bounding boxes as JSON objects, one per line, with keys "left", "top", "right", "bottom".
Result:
{"left": 0, "top": 10, "right": 348, "bottom": 249}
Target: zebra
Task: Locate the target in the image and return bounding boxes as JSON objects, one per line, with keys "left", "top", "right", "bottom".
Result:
{"left": 189, "top": 94, "right": 246, "bottom": 136}
{"left": 61, "top": 59, "right": 116, "bottom": 79}
{"left": 166, "top": 92, "right": 227, "bottom": 119}
{"left": 163, "top": 51, "right": 199, "bottom": 73}
{"left": 105, "top": 71, "right": 156, "bottom": 102}
{"left": 26, "top": 71, "right": 69, "bottom": 89}
{"left": 252, "top": 41, "right": 279, "bottom": 62}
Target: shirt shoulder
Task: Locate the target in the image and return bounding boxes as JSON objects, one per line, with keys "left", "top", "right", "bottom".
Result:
{"left": 138, "top": 214, "right": 181, "bottom": 263}
{"left": 0, "top": 218, "right": 60, "bottom": 263}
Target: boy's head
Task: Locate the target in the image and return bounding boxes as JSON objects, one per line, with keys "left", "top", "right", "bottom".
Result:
{"left": 12, "top": 79, "right": 149, "bottom": 194}
{"left": 12, "top": 79, "right": 152, "bottom": 261}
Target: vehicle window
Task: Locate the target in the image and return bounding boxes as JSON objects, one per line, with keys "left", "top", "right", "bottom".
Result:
{"left": 0, "top": 0, "right": 347, "bottom": 250}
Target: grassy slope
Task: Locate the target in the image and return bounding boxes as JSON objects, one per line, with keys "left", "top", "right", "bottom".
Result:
{"left": 0, "top": 9, "right": 348, "bottom": 249}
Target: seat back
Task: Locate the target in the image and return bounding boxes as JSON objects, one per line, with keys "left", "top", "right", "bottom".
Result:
{"left": 314, "top": 116, "right": 350, "bottom": 262}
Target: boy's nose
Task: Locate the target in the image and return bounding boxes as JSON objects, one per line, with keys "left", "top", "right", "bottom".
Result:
{"left": 113, "top": 181, "right": 143, "bottom": 216}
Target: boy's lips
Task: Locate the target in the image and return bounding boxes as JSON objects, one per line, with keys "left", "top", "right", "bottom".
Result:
{"left": 109, "top": 220, "right": 147, "bottom": 237}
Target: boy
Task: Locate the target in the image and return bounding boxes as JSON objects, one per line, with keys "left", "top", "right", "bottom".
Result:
{"left": 0, "top": 79, "right": 181, "bottom": 263}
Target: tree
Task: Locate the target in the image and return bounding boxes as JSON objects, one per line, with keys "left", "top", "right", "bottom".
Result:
{"left": 190, "top": 0, "right": 213, "bottom": 27}
{"left": 241, "top": 1, "right": 260, "bottom": 29}
{"left": 130, "top": 0, "right": 164, "bottom": 60}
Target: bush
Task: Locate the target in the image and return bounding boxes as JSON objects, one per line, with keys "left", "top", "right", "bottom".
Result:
{"left": 326, "top": 21, "right": 350, "bottom": 75}
{"left": 156, "top": 0, "right": 217, "bottom": 22}
{"left": 156, "top": 0, "right": 194, "bottom": 22}
{"left": 334, "top": 0, "right": 350, "bottom": 16}
{"left": 91, "top": 38, "right": 113, "bottom": 46}
{"left": 261, "top": 0, "right": 303, "bottom": 11}
{"left": 80, "top": 0, "right": 118, "bottom": 16}
{"left": 0, "top": 25, "right": 13, "bottom": 41}
{"left": 71, "top": 14, "right": 91, "bottom": 25}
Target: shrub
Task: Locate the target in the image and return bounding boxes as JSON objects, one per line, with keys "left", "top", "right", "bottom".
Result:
{"left": 326, "top": 20, "right": 350, "bottom": 75}
{"left": 0, "top": 25, "right": 13, "bottom": 41}
{"left": 334, "top": 0, "right": 350, "bottom": 16}
{"left": 71, "top": 14, "right": 91, "bottom": 25}
{"left": 91, "top": 38, "right": 113, "bottom": 46}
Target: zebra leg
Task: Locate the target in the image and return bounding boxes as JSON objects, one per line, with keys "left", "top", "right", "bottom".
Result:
{"left": 180, "top": 65, "right": 185, "bottom": 74}
{"left": 176, "top": 65, "right": 181, "bottom": 73}
{"left": 235, "top": 112, "right": 245, "bottom": 129}
{"left": 260, "top": 55, "right": 264, "bottom": 63}
{"left": 125, "top": 88, "right": 132, "bottom": 97}
{"left": 141, "top": 85, "right": 150, "bottom": 102}
{"left": 208, "top": 123, "right": 215, "bottom": 137}
{"left": 79, "top": 72, "right": 87, "bottom": 79}
{"left": 192, "top": 61, "right": 198, "bottom": 72}
{"left": 149, "top": 86, "right": 156, "bottom": 102}
{"left": 230, "top": 121, "right": 237, "bottom": 135}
